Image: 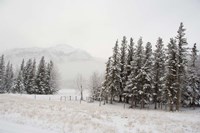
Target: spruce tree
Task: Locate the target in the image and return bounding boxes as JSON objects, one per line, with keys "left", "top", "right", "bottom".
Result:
{"left": 0, "top": 55, "right": 5, "bottom": 93}
{"left": 153, "top": 37, "right": 166, "bottom": 109}
{"left": 12, "top": 70, "right": 24, "bottom": 94}
{"left": 124, "top": 37, "right": 135, "bottom": 103}
{"left": 138, "top": 42, "right": 153, "bottom": 108}
{"left": 46, "top": 60, "right": 58, "bottom": 94}
{"left": 101, "top": 57, "right": 112, "bottom": 104}
{"left": 175, "top": 22, "right": 188, "bottom": 111}
{"left": 165, "top": 38, "right": 178, "bottom": 111}
{"left": 4, "top": 62, "right": 14, "bottom": 93}
{"left": 126, "top": 38, "right": 135, "bottom": 77}
{"left": 109, "top": 40, "right": 121, "bottom": 104}
{"left": 184, "top": 43, "right": 199, "bottom": 107}
{"left": 24, "top": 59, "right": 33, "bottom": 93}
{"left": 119, "top": 36, "right": 127, "bottom": 102}
{"left": 126, "top": 37, "right": 144, "bottom": 107}
{"left": 28, "top": 59, "right": 36, "bottom": 94}
{"left": 35, "top": 56, "right": 46, "bottom": 94}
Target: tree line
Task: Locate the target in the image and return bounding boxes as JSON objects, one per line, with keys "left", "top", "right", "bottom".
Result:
{"left": 99, "top": 22, "right": 199, "bottom": 111}
{"left": 0, "top": 56, "right": 58, "bottom": 95}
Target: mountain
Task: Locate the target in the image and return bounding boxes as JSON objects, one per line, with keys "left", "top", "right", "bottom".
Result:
{"left": 2, "top": 44, "right": 106, "bottom": 88}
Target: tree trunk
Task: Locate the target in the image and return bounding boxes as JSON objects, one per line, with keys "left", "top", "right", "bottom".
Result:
{"left": 81, "top": 90, "right": 83, "bottom": 100}
{"left": 154, "top": 101, "right": 157, "bottom": 109}
{"left": 119, "top": 95, "right": 122, "bottom": 102}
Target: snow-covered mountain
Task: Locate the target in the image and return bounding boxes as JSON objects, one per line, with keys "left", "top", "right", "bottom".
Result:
{"left": 2, "top": 44, "right": 106, "bottom": 88}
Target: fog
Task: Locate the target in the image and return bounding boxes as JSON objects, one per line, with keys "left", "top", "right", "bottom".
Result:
{"left": 0, "top": 0, "right": 200, "bottom": 58}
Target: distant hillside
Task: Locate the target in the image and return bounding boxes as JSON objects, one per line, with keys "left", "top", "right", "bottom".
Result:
{"left": 2, "top": 44, "right": 106, "bottom": 88}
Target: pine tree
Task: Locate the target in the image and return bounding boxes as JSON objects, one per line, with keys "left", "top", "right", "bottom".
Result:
{"left": 126, "top": 37, "right": 144, "bottom": 108}
{"left": 46, "top": 60, "right": 58, "bottom": 94}
{"left": 0, "top": 55, "right": 5, "bottom": 93}
{"left": 12, "top": 70, "right": 24, "bottom": 94}
{"left": 24, "top": 59, "right": 33, "bottom": 93}
{"left": 4, "top": 62, "right": 14, "bottom": 93}
{"left": 175, "top": 22, "right": 188, "bottom": 111}
{"left": 119, "top": 36, "right": 127, "bottom": 102}
{"left": 109, "top": 40, "right": 121, "bottom": 104}
{"left": 28, "top": 59, "right": 36, "bottom": 94}
{"left": 138, "top": 42, "right": 153, "bottom": 108}
{"left": 35, "top": 56, "right": 47, "bottom": 94}
{"left": 126, "top": 38, "right": 135, "bottom": 77}
{"left": 153, "top": 37, "right": 166, "bottom": 109}
{"left": 184, "top": 43, "right": 200, "bottom": 107}
{"left": 101, "top": 57, "right": 112, "bottom": 104}
{"left": 124, "top": 37, "right": 135, "bottom": 103}
{"left": 165, "top": 38, "right": 178, "bottom": 111}
{"left": 20, "top": 59, "right": 25, "bottom": 74}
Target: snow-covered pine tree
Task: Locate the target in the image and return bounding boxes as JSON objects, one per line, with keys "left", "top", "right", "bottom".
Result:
{"left": 126, "top": 38, "right": 135, "bottom": 77}
{"left": 12, "top": 70, "right": 25, "bottom": 94}
{"left": 109, "top": 40, "right": 121, "bottom": 104}
{"left": 119, "top": 36, "right": 127, "bottom": 102}
{"left": 137, "top": 42, "right": 153, "bottom": 108}
{"left": 20, "top": 59, "right": 25, "bottom": 73}
{"left": 126, "top": 37, "right": 144, "bottom": 108}
{"left": 4, "top": 62, "right": 14, "bottom": 93}
{"left": 24, "top": 59, "right": 33, "bottom": 93}
{"left": 101, "top": 57, "right": 112, "bottom": 104}
{"left": 175, "top": 22, "right": 188, "bottom": 111}
{"left": 124, "top": 37, "right": 135, "bottom": 103}
{"left": 0, "top": 55, "right": 5, "bottom": 93}
{"left": 35, "top": 56, "right": 47, "bottom": 94}
{"left": 184, "top": 43, "right": 200, "bottom": 107}
{"left": 153, "top": 37, "right": 166, "bottom": 109}
{"left": 165, "top": 38, "right": 178, "bottom": 111}
{"left": 46, "top": 60, "right": 58, "bottom": 94}
{"left": 27, "top": 59, "right": 36, "bottom": 94}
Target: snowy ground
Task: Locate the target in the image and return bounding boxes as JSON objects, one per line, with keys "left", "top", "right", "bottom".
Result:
{"left": 0, "top": 89, "right": 200, "bottom": 133}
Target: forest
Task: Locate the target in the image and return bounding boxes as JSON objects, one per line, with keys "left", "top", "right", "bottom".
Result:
{"left": 0, "top": 56, "right": 58, "bottom": 95}
{"left": 89, "top": 22, "right": 200, "bottom": 111}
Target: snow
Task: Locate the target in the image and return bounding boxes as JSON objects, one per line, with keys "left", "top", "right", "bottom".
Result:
{"left": 0, "top": 89, "right": 200, "bottom": 133}
{"left": 0, "top": 120, "right": 55, "bottom": 133}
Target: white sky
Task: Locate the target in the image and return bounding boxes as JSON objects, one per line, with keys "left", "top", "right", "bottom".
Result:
{"left": 0, "top": 0, "right": 199, "bottom": 59}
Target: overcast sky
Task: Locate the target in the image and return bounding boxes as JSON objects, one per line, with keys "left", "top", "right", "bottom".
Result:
{"left": 0, "top": 0, "right": 199, "bottom": 59}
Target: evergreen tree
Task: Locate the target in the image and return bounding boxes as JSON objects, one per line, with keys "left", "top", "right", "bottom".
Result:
{"left": 137, "top": 42, "right": 153, "bottom": 108}
{"left": 165, "top": 38, "right": 178, "bottom": 111}
{"left": 35, "top": 56, "right": 47, "bottom": 94}
{"left": 101, "top": 57, "right": 112, "bottom": 104}
{"left": 175, "top": 22, "right": 188, "bottom": 111}
{"left": 153, "top": 37, "right": 166, "bottom": 109}
{"left": 46, "top": 60, "right": 58, "bottom": 94}
{"left": 119, "top": 36, "right": 127, "bottom": 102}
{"left": 27, "top": 59, "right": 36, "bottom": 94}
{"left": 109, "top": 40, "right": 121, "bottom": 104}
{"left": 124, "top": 37, "right": 135, "bottom": 103}
{"left": 12, "top": 70, "right": 24, "bottom": 93}
{"left": 184, "top": 43, "right": 200, "bottom": 107}
{"left": 126, "top": 38, "right": 135, "bottom": 77}
{"left": 0, "top": 55, "right": 5, "bottom": 93}
{"left": 126, "top": 37, "right": 144, "bottom": 107}
{"left": 24, "top": 59, "right": 33, "bottom": 93}
{"left": 4, "top": 62, "right": 14, "bottom": 93}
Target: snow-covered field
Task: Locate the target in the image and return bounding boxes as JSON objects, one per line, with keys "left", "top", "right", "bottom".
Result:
{"left": 0, "top": 89, "right": 200, "bottom": 133}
